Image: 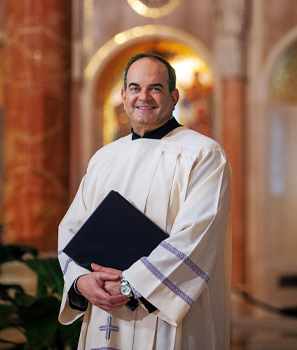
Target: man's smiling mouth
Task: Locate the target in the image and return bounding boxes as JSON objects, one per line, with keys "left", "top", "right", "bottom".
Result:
{"left": 136, "top": 106, "right": 155, "bottom": 110}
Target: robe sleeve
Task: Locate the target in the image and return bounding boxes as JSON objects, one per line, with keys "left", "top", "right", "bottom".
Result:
{"left": 57, "top": 176, "right": 91, "bottom": 325}
{"left": 123, "top": 147, "right": 232, "bottom": 326}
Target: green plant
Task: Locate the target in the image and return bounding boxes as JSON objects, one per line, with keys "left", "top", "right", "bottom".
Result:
{"left": 0, "top": 245, "right": 82, "bottom": 350}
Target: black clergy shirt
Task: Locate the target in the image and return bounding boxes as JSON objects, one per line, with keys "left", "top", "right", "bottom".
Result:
{"left": 131, "top": 116, "right": 181, "bottom": 140}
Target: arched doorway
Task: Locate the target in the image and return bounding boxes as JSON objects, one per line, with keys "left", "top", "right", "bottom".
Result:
{"left": 81, "top": 25, "right": 220, "bottom": 172}
{"left": 249, "top": 30, "right": 297, "bottom": 309}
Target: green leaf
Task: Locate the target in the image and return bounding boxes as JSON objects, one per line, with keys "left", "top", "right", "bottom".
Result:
{"left": 0, "top": 283, "right": 25, "bottom": 302}
{"left": 0, "top": 304, "right": 21, "bottom": 334}
{"left": 18, "top": 296, "right": 61, "bottom": 350}
{"left": 24, "top": 312, "right": 58, "bottom": 350}
{"left": 0, "top": 245, "right": 38, "bottom": 264}
{"left": 0, "top": 304, "right": 18, "bottom": 318}
{"left": 14, "top": 293, "right": 36, "bottom": 308}
{"left": 57, "top": 318, "right": 82, "bottom": 349}
{"left": 18, "top": 295, "right": 60, "bottom": 316}
{"left": 0, "top": 339, "right": 26, "bottom": 350}
{"left": 41, "top": 258, "right": 64, "bottom": 296}
{"left": 25, "top": 258, "right": 63, "bottom": 297}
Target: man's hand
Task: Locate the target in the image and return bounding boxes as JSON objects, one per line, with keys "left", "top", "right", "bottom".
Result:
{"left": 91, "top": 264, "right": 123, "bottom": 296}
{"left": 76, "top": 264, "right": 128, "bottom": 311}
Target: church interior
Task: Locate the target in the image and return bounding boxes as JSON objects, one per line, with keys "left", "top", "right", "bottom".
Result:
{"left": 0, "top": 0, "right": 297, "bottom": 349}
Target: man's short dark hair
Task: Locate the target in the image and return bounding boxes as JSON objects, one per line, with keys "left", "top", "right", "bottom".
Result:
{"left": 123, "top": 53, "right": 176, "bottom": 94}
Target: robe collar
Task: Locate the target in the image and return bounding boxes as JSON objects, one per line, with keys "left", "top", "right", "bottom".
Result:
{"left": 131, "top": 117, "right": 182, "bottom": 140}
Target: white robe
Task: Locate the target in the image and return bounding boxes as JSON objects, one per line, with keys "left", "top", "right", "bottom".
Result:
{"left": 58, "top": 126, "right": 232, "bottom": 350}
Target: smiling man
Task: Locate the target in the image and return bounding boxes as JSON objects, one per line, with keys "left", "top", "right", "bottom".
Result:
{"left": 58, "top": 53, "right": 232, "bottom": 350}
{"left": 121, "top": 55, "right": 179, "bottom": 136}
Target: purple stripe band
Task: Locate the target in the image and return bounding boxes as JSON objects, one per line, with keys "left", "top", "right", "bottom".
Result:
{"left": 91, "top": 348, "right": 121, "bottom": 350}
{"left": 62, "top": 258, "right": 72, "bottom": 276}
{"left": 140, "top": 257, "right": 194, "bottom": 307}
{"left": 160, "top": 241, "right": 210, "bottom": 284}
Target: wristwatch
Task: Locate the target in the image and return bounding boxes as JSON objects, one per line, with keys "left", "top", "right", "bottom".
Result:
{"left": 119, "top": 275, "right": 134, "bottom": 298}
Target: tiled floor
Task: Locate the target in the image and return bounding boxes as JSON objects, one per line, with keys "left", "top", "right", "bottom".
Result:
{"left": 231, "top": 315, "right": 297, "bottom": 350}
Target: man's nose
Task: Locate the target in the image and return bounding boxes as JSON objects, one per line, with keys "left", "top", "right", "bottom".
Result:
{"left": 138, "top": 88, "right": 151, "bottom": 101}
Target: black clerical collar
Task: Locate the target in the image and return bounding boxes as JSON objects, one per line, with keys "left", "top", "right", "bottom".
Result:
{"left": 131, "top": 117, "right": 182, "bottom": 140}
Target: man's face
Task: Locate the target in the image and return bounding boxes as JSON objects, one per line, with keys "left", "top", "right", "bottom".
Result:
{"left": 121, "top": 57, "right": 179, "bottom": 136}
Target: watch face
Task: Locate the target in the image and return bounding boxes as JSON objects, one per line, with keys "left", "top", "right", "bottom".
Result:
{"left": 121, "top": 284, "right": 132, "bottom": 296}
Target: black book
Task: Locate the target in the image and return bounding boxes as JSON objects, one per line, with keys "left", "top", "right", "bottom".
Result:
{"left": 63, "top": 190, "right": 168, "bottom": 272}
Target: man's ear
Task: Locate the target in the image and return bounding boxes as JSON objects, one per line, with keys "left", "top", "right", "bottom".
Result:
{"left": 172, "top": 88, "right": 179, "bottom": 106}
{"left": 121, "top": 87, "right": 126, "bottom": 103}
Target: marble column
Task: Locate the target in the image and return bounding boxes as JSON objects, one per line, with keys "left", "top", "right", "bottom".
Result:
{"left": 3, "top": 1, "right": 72, "bottom": 252}
{"left": 214, "top": 0, "right": 247, "bottom": 286}
{"left": 222, "top": 78, "right": 246, "bottom": 286}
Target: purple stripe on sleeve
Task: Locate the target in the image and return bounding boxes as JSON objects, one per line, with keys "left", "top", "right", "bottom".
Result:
{"left": 131, "top": 286, "right": 142, "bottom": 299}
{"left": 91, "top": 348, "right": 121, "bottom": 350}
{"left": 62, "top": 258, "right": 72, "bottom": 276}
{"left": 140, "top": 257, "right": 194, "bottom": 307}
{"left": 160, "top": 241, "right": 210, "bottom": 283}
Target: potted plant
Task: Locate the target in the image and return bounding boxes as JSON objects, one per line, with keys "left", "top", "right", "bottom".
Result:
{"left": 0, "top": 245, "right": 81, "bottom": 350}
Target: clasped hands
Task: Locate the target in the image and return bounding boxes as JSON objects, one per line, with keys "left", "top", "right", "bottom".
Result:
{"left": 76, "top": 263, "right": 129, "bottom": 311}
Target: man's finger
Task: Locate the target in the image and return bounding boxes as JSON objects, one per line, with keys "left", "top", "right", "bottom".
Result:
{"left": 91, "top": 289, "right": 128, "bottom": 310}
{"left": 93, "top": 270, "right": 121, "bottom": 281}
{"left": 91, "top": 263, "right": 122, "bottom": 275}
{"left": 95, "top": 287, "right": 127, "bottom": 303}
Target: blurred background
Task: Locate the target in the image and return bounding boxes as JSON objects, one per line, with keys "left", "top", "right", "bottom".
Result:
{"left": 0, "top": 0, "right": 297, "bottom": 349}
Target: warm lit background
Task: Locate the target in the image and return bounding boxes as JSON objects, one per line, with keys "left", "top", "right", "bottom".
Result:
{"left": 0, "top": 1, "right": 297, "bottom": 348}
